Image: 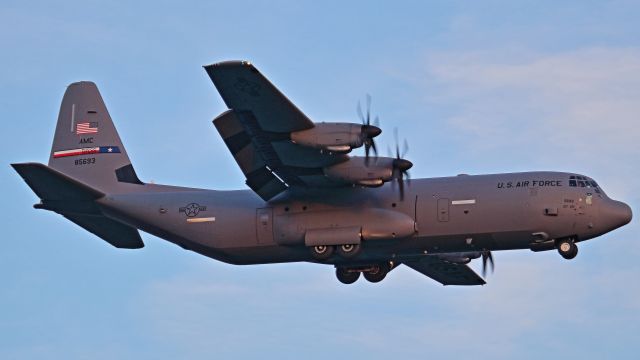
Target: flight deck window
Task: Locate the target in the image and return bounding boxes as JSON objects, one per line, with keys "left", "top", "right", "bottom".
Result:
{"left": 569, "top": 177, "right": 602, "bottom": 192}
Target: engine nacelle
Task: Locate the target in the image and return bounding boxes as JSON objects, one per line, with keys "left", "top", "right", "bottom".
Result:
{"left": 323, "top": 156, "right": 394, "bottom": 187}
{"left": 290, "top": 123, "right": 365, "bottom": 153}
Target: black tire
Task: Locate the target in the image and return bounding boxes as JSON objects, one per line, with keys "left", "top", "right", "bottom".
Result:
{"left": 363, "top": 263, "right": 389, "bottom": 283}
{"left": 336, "top": 267, "right": 360, "bottom": 284}
{"left": 557, "top": 239, "right": 578, "bottom": 260}
{"left": 337, "top": 243, "right": 361, "bottom": 259}
{"left": 310, "top": 245, "right": 334, "bottom": 261}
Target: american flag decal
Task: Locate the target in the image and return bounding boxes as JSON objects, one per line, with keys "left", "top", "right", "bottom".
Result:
{"left": 76, "top": 122, "right": 98, "bottom": 134}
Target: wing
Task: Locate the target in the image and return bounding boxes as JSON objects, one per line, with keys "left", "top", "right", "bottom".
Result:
{"left": 206, "top": 61, "right": 348, "bottom": 200}
{"left": 205, "top": 60, "right": 314, "bottom": 133}
{"left": 403, "top": 257, "right": 486, "bottom": 286}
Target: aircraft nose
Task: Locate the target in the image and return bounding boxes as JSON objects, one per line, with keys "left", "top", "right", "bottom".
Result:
{"left": 602, "top": 200, "right": 632, "bottom": 229}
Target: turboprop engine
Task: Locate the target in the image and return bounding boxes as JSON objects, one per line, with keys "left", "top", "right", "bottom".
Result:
{"left": 323, "top": 156, "right": 413, "bottom": 187}
{"left": 290, "top": 122, "right": 381, "bottom": 153}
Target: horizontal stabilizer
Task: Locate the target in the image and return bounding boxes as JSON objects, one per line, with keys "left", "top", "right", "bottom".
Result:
{"left": 12, "top": 162, "right": 144, "bottom": 249}
{"left": 63, "top": 213, "right": 144, "bottom": 249}
{"left": 11, "top": 162, "right": 103, "bottom": 201}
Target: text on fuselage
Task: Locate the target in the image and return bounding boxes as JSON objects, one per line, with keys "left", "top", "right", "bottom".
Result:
{"left": 497, "top": 180, "right": 562, "bottom": 189}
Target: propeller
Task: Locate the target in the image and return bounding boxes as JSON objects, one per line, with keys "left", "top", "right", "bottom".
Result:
{"left": 481, "top": 250, "right": 495, "bottom": 277}
{"left": 357, "top": 94, "right": 381, "bottom": 165}
{"left": 389, "top": 128, "right": 412, "bottom": 201}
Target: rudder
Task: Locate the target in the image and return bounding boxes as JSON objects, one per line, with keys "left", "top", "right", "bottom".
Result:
{"left": 49, "top": 82, "right": 142, "bottom": 192}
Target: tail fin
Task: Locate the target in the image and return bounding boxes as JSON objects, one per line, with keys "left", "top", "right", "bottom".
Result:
{"left": 48, "top": 81, "right": 142, "bottom": 192}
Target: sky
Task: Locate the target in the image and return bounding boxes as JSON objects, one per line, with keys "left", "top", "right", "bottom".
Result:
{"left": 1, "top": 0, "right": 639, "bottom": 358}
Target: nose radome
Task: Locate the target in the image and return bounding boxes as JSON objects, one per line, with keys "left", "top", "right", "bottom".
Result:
{"left": 606, "top": 200, "right": 632, "bottom": 229}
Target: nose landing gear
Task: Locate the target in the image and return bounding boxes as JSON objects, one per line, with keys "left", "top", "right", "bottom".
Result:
{"left": 556, "top": 238, "right": 578, "bottom": 259}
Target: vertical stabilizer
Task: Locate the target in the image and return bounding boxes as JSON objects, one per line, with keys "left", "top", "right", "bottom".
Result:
{"left": 48, "top": 82, "right": 142, "bottom": 192}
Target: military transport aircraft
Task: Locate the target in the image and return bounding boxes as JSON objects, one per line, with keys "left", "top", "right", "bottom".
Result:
{"left": 12, "top": 61, "right": 633, "bottom": 285}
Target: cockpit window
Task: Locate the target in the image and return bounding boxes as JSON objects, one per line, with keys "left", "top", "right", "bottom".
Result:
{"left": 569, "top": 176, "right": 602, "bottom": 193}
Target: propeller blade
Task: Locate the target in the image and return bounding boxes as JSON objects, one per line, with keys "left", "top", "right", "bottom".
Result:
{"left": 370, "top": 138, "right": 377, "bottom": 156}
{"left": 366, "top": 93, "right": 371, "bottom": 125}
{"left": 357, "top": 101, "right": 365, "bottom": 124}
{"left": 358, "top": 95, "right": 381, "bottom": 166}
{"left": 481, "top": 250, "right": 495, "bottom": 277}
{"left": 398, "top": 171, "right": 405, "bottom": 201}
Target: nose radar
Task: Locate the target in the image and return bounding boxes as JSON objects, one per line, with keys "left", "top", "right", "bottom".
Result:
{"left": 603, "top": 200, "right": 633, "bottom": 230}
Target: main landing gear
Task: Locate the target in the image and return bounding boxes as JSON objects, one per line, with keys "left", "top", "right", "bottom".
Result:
{"left": 335, "top": 262, "right": 393, "bottom": 284}
{"left": 310, "top": 244, "right": 361, "bottom": 261}
{"left": 556, "top": 238, "right": 578, "bottom": 260}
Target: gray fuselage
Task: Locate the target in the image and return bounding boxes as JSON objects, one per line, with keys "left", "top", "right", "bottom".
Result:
{"left": 96, "top": 171, "right": 631, "bottom": 266}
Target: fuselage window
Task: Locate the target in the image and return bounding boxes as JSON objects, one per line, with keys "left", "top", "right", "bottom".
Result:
{"left": 578, "top": 181, "right": 586, "bottom": 187}
{"left": 569, "top": 180, "right": 577, "bottom": 187}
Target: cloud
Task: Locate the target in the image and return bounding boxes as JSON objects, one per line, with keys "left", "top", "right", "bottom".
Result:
{"left": 413, "top": 47, "right": 640, "bottom": 200}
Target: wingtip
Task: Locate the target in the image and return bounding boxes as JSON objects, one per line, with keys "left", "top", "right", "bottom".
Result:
{"left": 67, "top": 81, "right": 98, "bottom": 88}
{"left": 203, "top": 60, "right": 253, "bottom": 69}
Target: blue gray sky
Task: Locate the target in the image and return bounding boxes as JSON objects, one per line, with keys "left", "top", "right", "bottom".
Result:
{"left": 1, "top": 1, "right": 639, "bottom": 358}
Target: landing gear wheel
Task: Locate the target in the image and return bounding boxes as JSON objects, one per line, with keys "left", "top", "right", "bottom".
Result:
{"left": 310, "top": 245, "right": 334, "bottom": 261}
{"left": 557, "top": 239, "right": 578, "bottom": 260}
{"left": 337, "top": 244, "right": 361, "bottom": 259}
{"left": 336, "top": 267, "right": 360, "bottom": 284}
{"left": 363, "top": 263, "right": 389, "bottom": 283}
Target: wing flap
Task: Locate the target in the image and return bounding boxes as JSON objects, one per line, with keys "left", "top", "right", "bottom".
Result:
{"left": 404, "top": 257, "right": 486, "bottom": 286}
{"left": 214, "top": 110, "right": 288, "bottom": 200}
